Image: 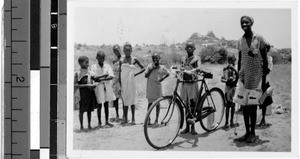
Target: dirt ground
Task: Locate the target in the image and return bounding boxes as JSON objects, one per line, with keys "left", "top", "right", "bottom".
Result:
{"left": 73, "top": 64, "right": 292, "bottom": 152}
{"left": 73, "top": 99, "right": 291, "bottom": 152}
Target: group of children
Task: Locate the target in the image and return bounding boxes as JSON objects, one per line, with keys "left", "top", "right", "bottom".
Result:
{"left": 75, "top": 15, "right": 273, "bottom": 146}
{"left": 75, "top": 43, "right": 171, "bottom": 130}
{"left": 75, "top": 40, "right": 273, "bottom": 144}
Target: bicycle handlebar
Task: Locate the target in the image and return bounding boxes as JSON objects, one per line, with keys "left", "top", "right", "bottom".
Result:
{"left": 170, "top": 66, "right": 213, "bottom": 81}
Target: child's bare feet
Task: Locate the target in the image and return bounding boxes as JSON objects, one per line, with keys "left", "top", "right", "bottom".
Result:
{"left": 180, "top": 128, "right": 190, "bottom": 134}
{"left": 191, "top": 129, "right": 198, "bottom": 135}
{"left": 153, "top": 119, "right": 158, "bottom": 125}
{"left": 131, "top": 119, "right": 136, "bottom": 125}
{"left": 230, "top": 123, "right": 239, "bottom": 128}
{"left": 121, "top": 120, "right": 128, "bottom": 125}
{"left": 256, "top": 122, "right": 271, "bottom": 129}
{"left": 223, "top": 122, "right": 229, "bottom": 129}
{"left": 80, "top": 126, "right": 84, "bottom": 131}
{"left": 105, "top": 122, "right": 113, "bottom": 127}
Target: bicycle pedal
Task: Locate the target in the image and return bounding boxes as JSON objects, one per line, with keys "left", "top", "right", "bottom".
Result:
{"left": 201, "top": 108, "right": 215, "bottom": 119}
{"left": 187, "top": 118, "right": 196, "bottom": 124}
{"left": 202, "top": 107, "right": 214, "bottom": 111}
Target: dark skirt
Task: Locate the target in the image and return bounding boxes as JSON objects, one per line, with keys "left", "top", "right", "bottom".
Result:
{"left": 78, "top": 76, "right": 97, "bottom": 113}
{"left": 79, "top": 88, "right": 96, "bottom": 113}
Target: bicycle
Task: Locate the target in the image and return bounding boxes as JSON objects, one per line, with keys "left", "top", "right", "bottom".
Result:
{"left": 143, "top": 66, "right": 225, "bottom": 149}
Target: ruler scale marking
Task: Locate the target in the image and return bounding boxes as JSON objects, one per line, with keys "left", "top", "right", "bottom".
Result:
{"left": 4, "top": 0, "right": 31, "bottom": 158}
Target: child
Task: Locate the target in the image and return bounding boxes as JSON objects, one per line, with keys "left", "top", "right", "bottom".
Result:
{"left": 74, "top": 56, "right": 97, "bottom": 130}
{"left": 221, "top": 54, "right": 238, "bottom": 129}
{"left": 120, "top": 42, "right": 145, "bottom": 125}
{"left": 145, "top": 53, "right": 170, "bottom": 125}
{"left": 257, "top": 54, "right": 273, "bottom": 129}
{"left": 90, "top": 50, "right": 116, "bottom": 127}
{"left": 112, "top": 45, "right": 123, "bottom": 122}
{"left": 180, "top": 41, "right": 201, "bottom": 135}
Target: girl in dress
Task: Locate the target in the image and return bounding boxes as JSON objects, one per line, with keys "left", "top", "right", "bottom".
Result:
{"left": 120, "top": 43, "right": 145, "bottom": 125}
{"left": 112, "top": 45, "right": 122, "bottom": 122}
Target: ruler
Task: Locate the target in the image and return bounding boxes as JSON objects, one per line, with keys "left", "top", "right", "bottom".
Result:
{"left": 4, "top": 0, "right": 30, "bottom": 158}
{"left": 3, "top": 0, "right": 66, "bottom": 158}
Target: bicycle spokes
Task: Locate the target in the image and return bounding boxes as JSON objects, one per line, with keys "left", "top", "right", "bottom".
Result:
{"left": 199, "top": 88, "right": 225, "bottom": 131}
{"left": 144, "top": 97, "right": 182, "bottom": 149}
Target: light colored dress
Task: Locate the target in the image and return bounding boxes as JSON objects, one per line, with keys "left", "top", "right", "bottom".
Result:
{"left": 121, "top": 58, "right": 136, "bottom": 106}
{"left": 180, "top": 55, "right": 200, "bottom": 105}
{"left": 90, "top": 63, "right": 116, "bottom": 104}
{"left": 145, "top": 64, "right": 169, "bottom": 103}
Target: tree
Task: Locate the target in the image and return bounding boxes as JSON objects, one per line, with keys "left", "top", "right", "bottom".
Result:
{"left": 200, "top": 45, "right": 228, "bottom": 64}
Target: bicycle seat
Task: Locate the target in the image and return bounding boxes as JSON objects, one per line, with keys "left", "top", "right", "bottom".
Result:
{"left": 201, "top": 71, "right": 213, "bottom": 79}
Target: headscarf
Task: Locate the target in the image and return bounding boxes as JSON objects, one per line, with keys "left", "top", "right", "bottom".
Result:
{"left": 241, "top": 15, "right": 254, "bottom": 26}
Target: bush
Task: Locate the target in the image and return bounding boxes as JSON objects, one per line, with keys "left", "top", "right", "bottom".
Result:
{"left": 200, "top": 45, "right": 228, "bottom": 64}
{"left": 269, "top": 48, "right": 291, "bottom": 64}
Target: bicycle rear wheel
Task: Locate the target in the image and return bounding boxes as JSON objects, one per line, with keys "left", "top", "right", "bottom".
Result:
{"left": 144, "top": 96, "right": 182, "bottom": 149}
{"left": 199, "top": 87, "right": 225, "bottom": 131}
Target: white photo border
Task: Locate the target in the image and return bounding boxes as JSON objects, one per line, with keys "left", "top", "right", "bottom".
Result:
{"left": 66, "top": 0, "right": 298, "bottom": 158}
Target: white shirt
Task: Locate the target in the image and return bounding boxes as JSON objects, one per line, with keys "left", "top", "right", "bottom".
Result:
{"left": 90, "top": 63, "right": 116, "bottom": 103}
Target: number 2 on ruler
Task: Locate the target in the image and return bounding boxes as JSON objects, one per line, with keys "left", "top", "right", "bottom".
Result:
{"left": 16, "top": 76, "right": 25, "bottom": 82}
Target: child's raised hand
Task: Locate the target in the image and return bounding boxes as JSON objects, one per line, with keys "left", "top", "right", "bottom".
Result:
{"left": 149, "top": 64, "right": 156, "bottom": 70}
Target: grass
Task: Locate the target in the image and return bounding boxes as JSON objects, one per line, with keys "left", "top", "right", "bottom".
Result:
{"left": 267, "top": 64, "right": 291, "bottom": 110}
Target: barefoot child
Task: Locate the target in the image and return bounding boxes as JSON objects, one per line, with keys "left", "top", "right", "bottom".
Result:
{"left": 145, "top": 53, "right": 170, "bottom": 124}
{"left": 112, "top": 45, "right": 123, "bottom": 122}
{"left": 120, "top": 43, "right": 145, "bottom": 125}
{"left": 91, "top": 50, "right": 116, "bottom": 127}
{"left": 221, "top": 54, "right": 238, "bottom": 129}
{"left": 180, "top": 41, "right": 201, "bottom": 135}
{"left": 74, "top": 56, "right": 97, "bottom": 130}
{"left": 257, "top": 54, "right": 273, "bottom": 129}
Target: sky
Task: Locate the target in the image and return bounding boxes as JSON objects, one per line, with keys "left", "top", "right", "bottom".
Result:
{"left": 73, "top": 7, "right": 291, "bottom": 49}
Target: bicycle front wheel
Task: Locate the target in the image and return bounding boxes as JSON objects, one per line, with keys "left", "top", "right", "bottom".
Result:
{"left": 144, "top": 96, "right": 182, "bottom": 149}
{"left": 199, "top": 87, "right": 225, "bottom": 131}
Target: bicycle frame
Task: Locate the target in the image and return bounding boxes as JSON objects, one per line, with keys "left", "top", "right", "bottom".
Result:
{"left": 160, "top": 76, "right": 211, "bottom": 127}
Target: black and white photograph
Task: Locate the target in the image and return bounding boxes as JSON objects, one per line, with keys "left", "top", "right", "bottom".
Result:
{"left": 66, "top": 1, "right": 297, "bottom": 158}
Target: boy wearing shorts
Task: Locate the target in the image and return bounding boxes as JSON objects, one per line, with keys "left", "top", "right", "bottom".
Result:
{"left": 221, "top": 54, "right": 238, "bottom": 129}
{"left": 91, "top": 50, "right": 116, "bottom": 127}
